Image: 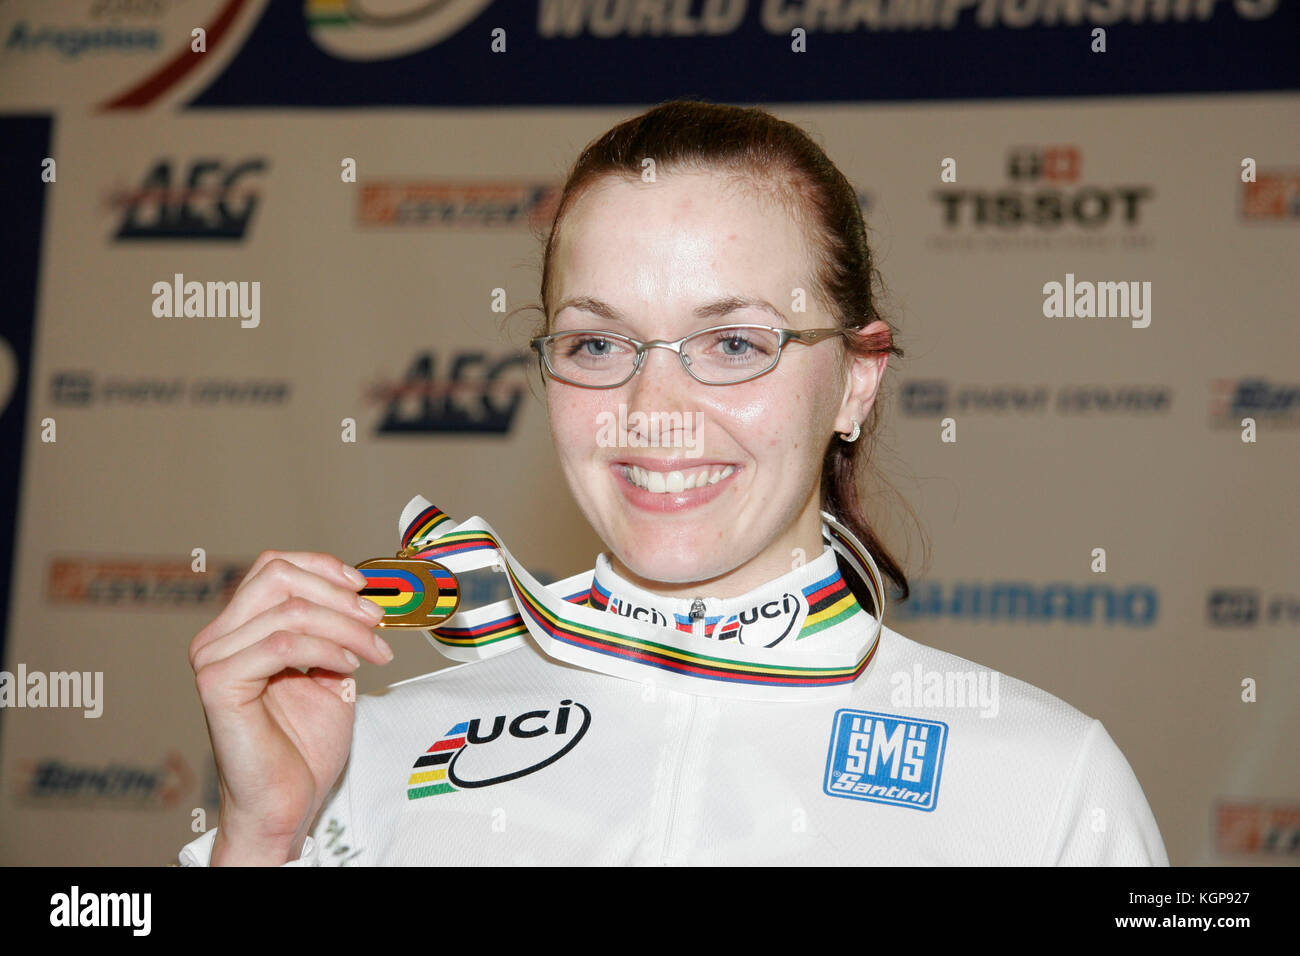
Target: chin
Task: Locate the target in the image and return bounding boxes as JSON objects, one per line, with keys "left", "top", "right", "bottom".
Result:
{"left": 606, "top": 534, "right": 737, "bottom": 587}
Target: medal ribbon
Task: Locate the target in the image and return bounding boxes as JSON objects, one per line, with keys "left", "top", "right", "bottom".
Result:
{"left": 395, "top": 495, "right": 887, "bottom": 702}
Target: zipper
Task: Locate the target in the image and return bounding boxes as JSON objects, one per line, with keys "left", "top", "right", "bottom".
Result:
{"left": 689, "top": 598, "right": 705, "bottom": 639}
{"left": 660, "top": 693, "right": 698, "bottom": 865}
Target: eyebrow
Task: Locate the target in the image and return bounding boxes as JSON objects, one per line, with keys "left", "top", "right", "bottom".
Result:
{"left": 553, "top": 294, "right": 789, "bottom": 325}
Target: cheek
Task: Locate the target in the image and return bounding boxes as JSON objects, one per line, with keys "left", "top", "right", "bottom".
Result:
{"left": 548, "top": 393, "right": 603, "bottom": 460}
{"left": 721, "top": 381, "right": 828, "bottom": 453}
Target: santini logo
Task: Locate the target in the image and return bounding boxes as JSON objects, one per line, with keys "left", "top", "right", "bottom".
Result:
{"left": 824, "top": 709, "right": 948, "bottom": 811}
{"left": 407, "top": 700, "right": 590, "bottom": 798}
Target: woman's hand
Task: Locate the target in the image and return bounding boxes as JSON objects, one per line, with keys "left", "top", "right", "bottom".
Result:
{"left": 188, "top": 551, "right": 394, "bottom": 865}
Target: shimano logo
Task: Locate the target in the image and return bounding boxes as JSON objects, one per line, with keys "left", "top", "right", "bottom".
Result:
{"left": 897, "top": 580, "right": 1158, "bottom": 626}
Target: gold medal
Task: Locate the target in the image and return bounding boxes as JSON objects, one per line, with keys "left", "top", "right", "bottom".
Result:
{"left": 354, "top": 544, "right": 460, "bottom": 629}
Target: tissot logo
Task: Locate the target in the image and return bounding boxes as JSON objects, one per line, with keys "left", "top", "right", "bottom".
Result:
{"left": 930, "top": 145, "right": 1155, "bottom": 252}
{"left": 406, "top": 700, "right": 590, "bottom": 798}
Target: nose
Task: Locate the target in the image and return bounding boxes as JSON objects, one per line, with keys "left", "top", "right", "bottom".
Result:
{"left": 628, "top": 342, "right": 691, "bottom": 392}
{"left": 622, "top": 344, "right": 696, "bottom": 437}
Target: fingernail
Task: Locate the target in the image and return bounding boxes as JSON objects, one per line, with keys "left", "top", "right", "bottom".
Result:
{"left": 357, "top": 596, "right": 385, "bottom": 621}
{"left": 373, "top": 633, "right": 394, "bottom": 662}
{"left": 343, "top": 649, "right": 360, "bottom": 668}
{"left": 341, "top": 563, "right": 367, "bottom": 588}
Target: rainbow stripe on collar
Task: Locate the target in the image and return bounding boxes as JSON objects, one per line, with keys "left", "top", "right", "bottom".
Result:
{"left": 396, "top": 501, "right": 887, "bottom": 702}
{"left": 587, "top": 566, "right": 857, "bottom": 644}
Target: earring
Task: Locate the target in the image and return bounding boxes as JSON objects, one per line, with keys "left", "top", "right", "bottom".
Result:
{"left": 840, "top": 420, "right": 860, "bottom": 443}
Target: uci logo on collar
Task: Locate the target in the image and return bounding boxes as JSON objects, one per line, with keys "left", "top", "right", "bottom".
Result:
{"left": 823, "top": 708, "right": 947, "bottom": 811}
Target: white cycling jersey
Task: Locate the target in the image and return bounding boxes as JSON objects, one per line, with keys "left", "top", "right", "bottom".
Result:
{"left": 179, "top": 501, "right": 1168, "bottom": 866}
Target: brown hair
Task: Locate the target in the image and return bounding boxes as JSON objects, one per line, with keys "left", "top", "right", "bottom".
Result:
{"left": 524, "top": 98, "right": 912, "bottom": 608}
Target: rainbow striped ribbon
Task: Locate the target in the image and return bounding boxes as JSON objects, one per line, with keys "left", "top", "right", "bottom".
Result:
{"left": 395, "top": 496, "right": 886, "bottom": 702}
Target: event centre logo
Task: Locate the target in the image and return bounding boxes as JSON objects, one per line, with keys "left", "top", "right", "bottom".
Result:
{"left": 367, "top": 350, "right": 531, "bottom": 434}
{"left": 49, "top": 371, "right": 290, "bottom": 407}
{"left": 406, "top": 700, "right": 591, "bottom": 798}
{"left": 306, "top": 0, "right": 494, "bottom": 60}
{"left": 111, "top": 158, "right": 267, "bottom": 241}
{"left": 900, "top": 380, "right": 1171, "bottom": 417}
{"left": 1207, "top": 588, "right": 1300, "bottom": 628}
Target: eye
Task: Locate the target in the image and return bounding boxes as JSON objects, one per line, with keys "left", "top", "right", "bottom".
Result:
{"left": 719, "top": 334, "right": 751, "bottom": 355}
{"left": 707, "top": 329, "right": 773, "bottom": 357}
{"left": 564, "top": 335, "right": 619, "bottom": 357}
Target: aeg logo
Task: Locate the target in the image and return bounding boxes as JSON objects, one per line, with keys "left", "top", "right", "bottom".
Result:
{"left": 369, "top": 350, "right": 530, "bottom": 435}
{"left": 407, "top": 700, "right": 590, "bottom": 798}
{"left": 715, "top": 593, "right": 801, "bottom": 647}
{"left": 112, "top": 158, "right": 267, "bottom": 241}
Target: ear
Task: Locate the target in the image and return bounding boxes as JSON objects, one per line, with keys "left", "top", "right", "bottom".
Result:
{"left": 834, "top": 322, "right": 890, "bottom": 436}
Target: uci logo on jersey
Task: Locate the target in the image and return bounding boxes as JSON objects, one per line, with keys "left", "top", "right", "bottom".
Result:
{"left": 406, "top": 700, "right": 591, "bottom": 799}
{"left": 823, "top": 708, "right": 947, "bottom": 811}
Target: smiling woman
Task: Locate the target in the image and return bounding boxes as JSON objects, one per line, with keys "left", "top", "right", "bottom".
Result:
{"left": 179, "top": 99, "right": 1169, "bottom": 867}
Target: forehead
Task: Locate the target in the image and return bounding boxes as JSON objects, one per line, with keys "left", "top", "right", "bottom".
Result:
{"left": 551, "top": 170, "right": 817, "bottom": 315}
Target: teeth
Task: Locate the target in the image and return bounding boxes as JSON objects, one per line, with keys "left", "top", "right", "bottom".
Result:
{"left": 623, "top": 465, "right": 735, "bottom": 493}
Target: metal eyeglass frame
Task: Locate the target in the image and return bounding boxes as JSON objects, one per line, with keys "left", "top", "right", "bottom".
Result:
{"left": 530, "top": 323, "right": 860, "bottom": 388}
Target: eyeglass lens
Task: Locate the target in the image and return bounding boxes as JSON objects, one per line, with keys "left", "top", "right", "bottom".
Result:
{"left": 543, "top": 326, "right": 782, "bottom": 385}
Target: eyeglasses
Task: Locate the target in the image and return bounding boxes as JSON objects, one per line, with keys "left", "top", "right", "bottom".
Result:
{"left": 530, "top": 323, "right": 859, "bottom": 388}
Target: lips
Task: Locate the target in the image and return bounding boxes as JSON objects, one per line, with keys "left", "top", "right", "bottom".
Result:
{"left": 610, "top": 459, "right": 739, "bottom": 512}
{"left": 621, "top": 463, "right": 736, "bottom": 494}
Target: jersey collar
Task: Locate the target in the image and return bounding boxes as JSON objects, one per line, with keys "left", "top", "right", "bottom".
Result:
{"left": 587, "top": 546, "right": 859, "bottom": 650}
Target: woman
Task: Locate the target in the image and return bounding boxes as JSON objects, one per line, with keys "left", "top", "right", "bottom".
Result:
{"left": 180, "top": 100, "right": 1168, "bottom": 866}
